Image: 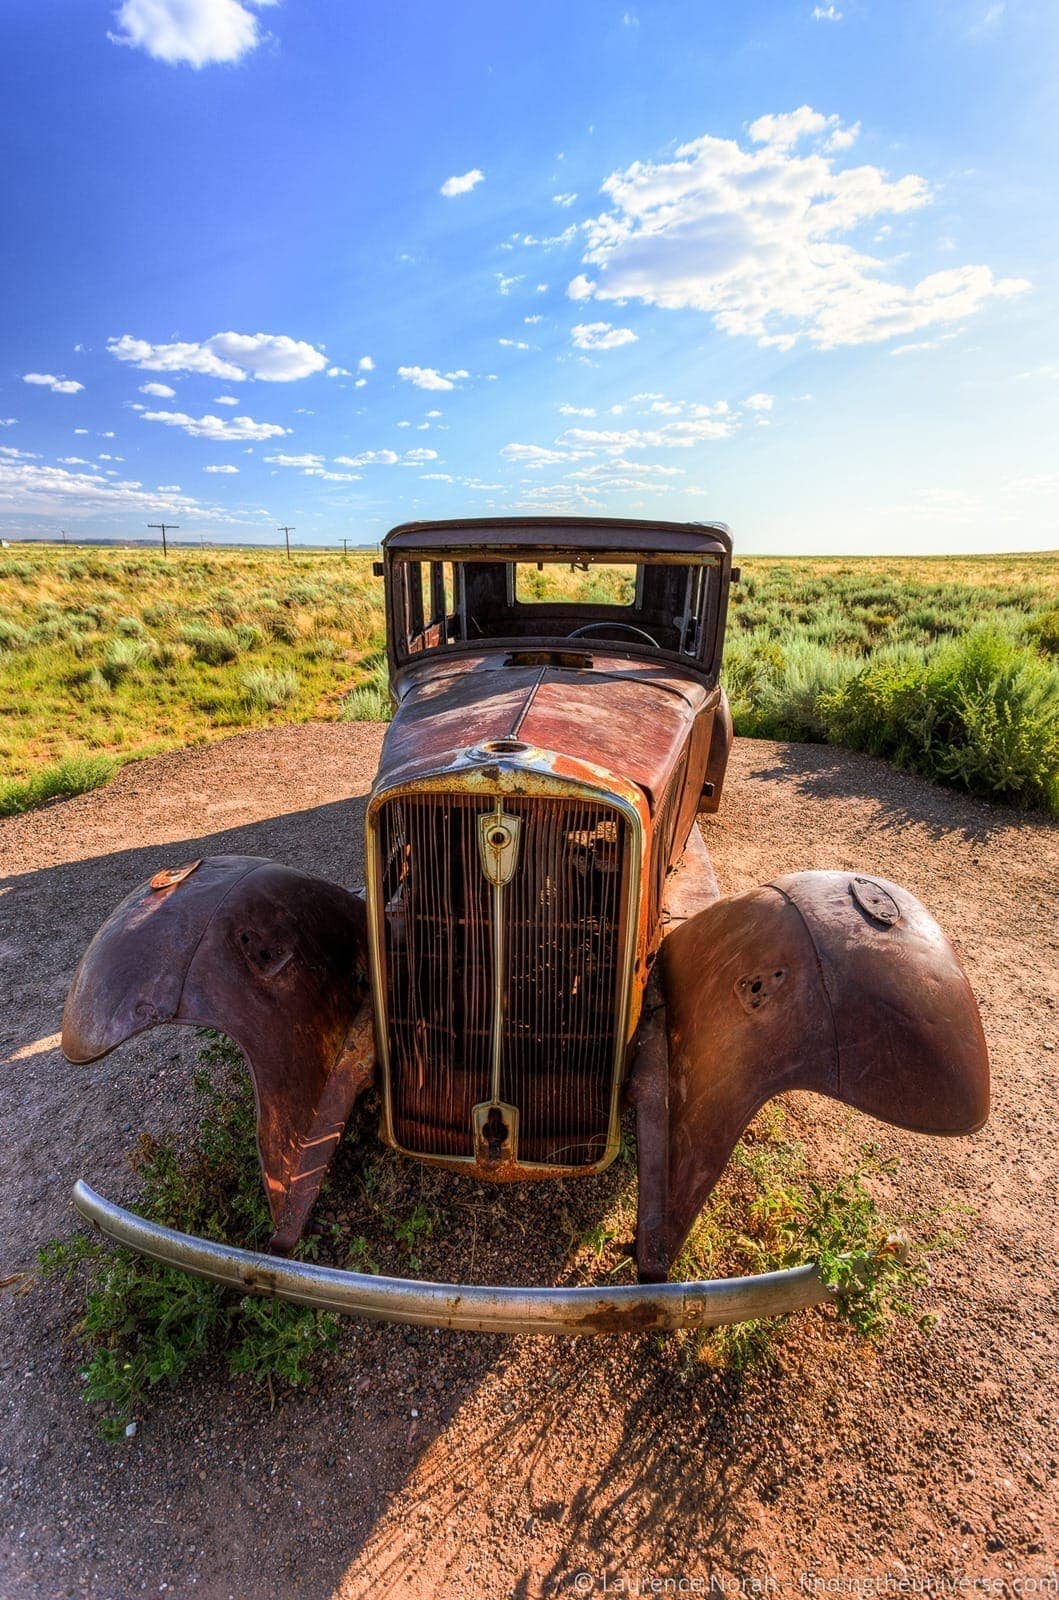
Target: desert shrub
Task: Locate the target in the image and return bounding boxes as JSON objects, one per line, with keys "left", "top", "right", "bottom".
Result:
{"left": 114, "top": 614, "right": 148, "bottom": 637}
{"left": 0, "top": 754, "right": 115, "bottom": 816}
{"left": 341, "top": 653, "right": 391, "bottom": 722}
{"left": 823, "top": 630, "right": 1059, "bottom": 814}
{"left": 1027, "top": 607, "right": 1059, "bottom": 655}
{"left": 341, "top": 684, "right": 391, "bottom": 721}
{"left": 0, "top": 618, "right": 29, "bottom": 651}
{"left": 751, "top": 638, "right": 860, "bottom": 742}
{"left": 240, "top": 666, "right": 298, "bottom": 710}
{"left": 180, "top": 624, "right": 242, "bottom": 666}
{"left": 101, "top": 636, "right": 153, "bottom": 687}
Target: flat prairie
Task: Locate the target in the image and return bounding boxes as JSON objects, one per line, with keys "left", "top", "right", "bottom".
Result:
{"left": 1, "top": 545, "right": 1057, "bottom": 814}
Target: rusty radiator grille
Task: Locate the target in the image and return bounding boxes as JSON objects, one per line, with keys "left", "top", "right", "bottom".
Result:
{"left": 375, "top": 791, "right": 629, "bottom": 1166}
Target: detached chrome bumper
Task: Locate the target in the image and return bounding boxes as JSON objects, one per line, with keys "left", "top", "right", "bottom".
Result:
{"left": 73, "top": 1181, "right": 839, "bottom": 1335}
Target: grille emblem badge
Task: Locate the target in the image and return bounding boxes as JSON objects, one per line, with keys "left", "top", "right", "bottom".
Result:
{"left": 477, "top": 804, "right": 522, "bottom": 886}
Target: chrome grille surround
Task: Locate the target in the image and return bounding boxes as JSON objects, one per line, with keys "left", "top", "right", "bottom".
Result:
{"left": 365, "top": 749, "right": 644, "bottom": 1177}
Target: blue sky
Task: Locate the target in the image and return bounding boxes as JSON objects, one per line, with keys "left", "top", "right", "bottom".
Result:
{"left": 1, "top": 0, "right": 1057, "bottom": 553}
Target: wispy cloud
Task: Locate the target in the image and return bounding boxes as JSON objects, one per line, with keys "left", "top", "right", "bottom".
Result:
{"left": 397, "top": 365, "right": 469, "bottom": 391}
{"left": 110, "top": 332, "right": 327, "bottom": 382}
{"left": 571, "top": 322, "right": 638, "bottom": 351}
{"left": 23, "top": 372, "right": 84, "bottom": 394}
{"left": 142, "top": 409, "right": 289, "bottom": 441}
{"left": 440, "top": 168, "right": 484, "bottom": 198}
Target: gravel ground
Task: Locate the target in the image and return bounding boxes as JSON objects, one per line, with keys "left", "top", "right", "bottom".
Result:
{"left": 0, "top": 723, "right": 1056, "bottom": 1600}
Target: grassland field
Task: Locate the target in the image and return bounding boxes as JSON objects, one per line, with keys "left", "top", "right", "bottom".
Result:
{"left": 1, "top": 544, "right": 1057, "bottom": 817}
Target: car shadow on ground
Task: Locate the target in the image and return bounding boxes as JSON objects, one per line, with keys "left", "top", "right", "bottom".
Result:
{"left": 737, "top": 739, "right": 1044, "bottom": 847}
{"left": 2, "top": 791, "right": 823, "bottom": 1598}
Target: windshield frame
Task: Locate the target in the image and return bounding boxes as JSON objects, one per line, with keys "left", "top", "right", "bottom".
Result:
{"left": 384, "top": 546, "right": 729, "bottom": 683}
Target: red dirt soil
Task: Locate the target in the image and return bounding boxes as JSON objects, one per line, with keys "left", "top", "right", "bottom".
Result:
{"left": 0, "top": 724, "right": 1056, "bottom": 1599}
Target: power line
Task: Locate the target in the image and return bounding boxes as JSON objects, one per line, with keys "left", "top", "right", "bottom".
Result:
{"left": 278, "top": 524, "right": 295, "bottom": 561}
{"left": 148, "top": 521, "right": 178, "bottom": 557}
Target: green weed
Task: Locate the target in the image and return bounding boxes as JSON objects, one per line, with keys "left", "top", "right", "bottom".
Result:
{"left": 39, "top": 1034, "right": 338, "bottom": 1439}
{"left": 0, "top": 753, "right": 116, "bottom": 816}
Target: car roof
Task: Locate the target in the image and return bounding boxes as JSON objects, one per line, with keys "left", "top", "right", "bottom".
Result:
{"left": 382, "top": 515, "right": 732, "bottom": 559}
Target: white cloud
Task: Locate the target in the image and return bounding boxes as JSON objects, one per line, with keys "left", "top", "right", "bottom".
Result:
{"left": 0, "top": 419, "right": 16, "bottom": 428}
{"left": 203, "top": 463, "right": 239, "bottom": 473}
{"left": 23, "top": 373, "right": 84, "bottom": 394}
{"left": 109, "top": 331, "right": 327, "bottom": 382}
{"left": 558, "top": 404, "right": 597, "bottom": 417}
{"left": 142, "top": 409, "right": 289, "bottom": 441}
{"left": 571, "top": 322, "right": 638, "bottom": 351}
{"left": 213, "top": 394, "right": 240, "bottom": 405}
{"left": 570, "top": 112, "right": 1030, "bottom": 350}
{"left": 524, "top": 314, "right": 543, "bottom": 325}
{"left": 497, "top": 273, "right": 524, "bottom": 296}
{"left": 334, "top": 447, "right": 438, "bottom": 467}
{"left": 440, "top": 168, "right": 484, "bottom": 198}
{"left": 811, "top": 5, "right": 843, "bottom": 19}
{"left": 397, "top": 366, "right": 468, "bottom": 391}
{"left": 139, "top": 381, "right": 176, "bottom": 398}
{"left": 59, "top": 456, "right": 91, "bottom": 465}
{"left": 265, "top": 452, "right": 325, "bottom": 468}
{"left": 0, "top": 456, "right": 213, "bottom": 518}
{"left": 567, "top": 274, "right": 596, "bottom": 301}
{"left": 425, "top": 409, "right": 442, "bottom": 418}
{"left": 498, "top": 338, "right": 531, "bottom": 350}
{"left": 109, "top": 0, "right": 272, "bottom": 68}
{"left": 501, "top": 443, "right": 586, "bottom": 467}
{"left": 553, "top": 193, "right": 578, "bottom": 208}
{"left": 327, "top": 365, "right": 352, "bottom": 378}
{"left": 334, "top": 450, "right": 400, "bottom": 467}
{"left": 358, "top": 355, "right": 375, "bottom": 372}
{"left": 73, "top": 428, "right": 89, "bottom": 435}
{"left": 742, "top": 392, "right": 774, "bottom": 411}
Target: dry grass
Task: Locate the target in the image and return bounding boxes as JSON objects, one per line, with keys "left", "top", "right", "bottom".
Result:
{"left": 1, "top": 543, "right": 1056, "bottom": 812}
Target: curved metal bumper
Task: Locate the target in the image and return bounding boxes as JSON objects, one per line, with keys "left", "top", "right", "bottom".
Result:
{"left": 73, "top": 1181, "right": 839, "bottom": 1335}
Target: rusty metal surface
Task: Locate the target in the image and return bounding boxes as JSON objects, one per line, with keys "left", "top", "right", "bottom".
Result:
{"left": 73, "top": 1180, "right": 848, "bottom": 1335}
{"left": 700, "top": 686, "right": 733, "bottom": 813}
{"left": 62, "top": 856, "right": 375, "bottom": 1251}
{"left": 656, "top": 870, "right": 990, "bottom": 1267}
{"left": 366, "top": 753, "right": 647, "bottom": 1180}
{"left": 383, "top": 515, "right": 731, "bottom": 560}
{"left": 378, "top": 654, "right": 711, "bottom": 812}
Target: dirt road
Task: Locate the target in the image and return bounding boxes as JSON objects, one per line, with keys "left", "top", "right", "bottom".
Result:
{"left": 1, "top": 725, "right": 1056, "bottom": 1599}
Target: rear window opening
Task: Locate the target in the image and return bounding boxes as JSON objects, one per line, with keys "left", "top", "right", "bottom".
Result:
{"left": 513, "top": 562, "right": 639, "bottom": 608}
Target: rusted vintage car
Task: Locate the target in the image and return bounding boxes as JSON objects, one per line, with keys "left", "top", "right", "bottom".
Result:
{"left": 63, "top": 517, "right": 989, "bottom": 1334}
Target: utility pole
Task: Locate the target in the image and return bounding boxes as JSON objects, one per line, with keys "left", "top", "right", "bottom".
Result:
{"left": 60, "top": 529, "right": 67, "bottom": 546}
{"left": 341, "top": 537, "right": 349, "bottom": 557}
{"left": 148, "top": 521, "right": 178, "bottom": 558}
{"left": 278, "top": 525, "right": 295, "bottom": 561}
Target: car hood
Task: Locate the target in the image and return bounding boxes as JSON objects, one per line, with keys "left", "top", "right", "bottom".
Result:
{"left": 376, "top": 653, "right": 713, "bottom": 811}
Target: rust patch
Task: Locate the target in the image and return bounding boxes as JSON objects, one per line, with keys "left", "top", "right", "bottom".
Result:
{"left": 850, "top": 876, "right": 902, "bottom": 927}
{"left": 150, "top": 860, "right": 202, "bottom": 891}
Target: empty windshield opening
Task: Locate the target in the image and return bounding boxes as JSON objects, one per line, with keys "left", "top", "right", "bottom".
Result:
{"left": 391, "top": 553, "right": 719, "bottom": 667}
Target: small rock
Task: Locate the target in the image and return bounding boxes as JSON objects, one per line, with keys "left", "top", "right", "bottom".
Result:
{"left": 125, "top": 1422, "right": 137, "bottom": 1439}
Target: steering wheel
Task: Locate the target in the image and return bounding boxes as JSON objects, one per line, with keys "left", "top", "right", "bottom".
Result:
{"left": 566, "top": 620, "right": 658, "bottom": 646}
